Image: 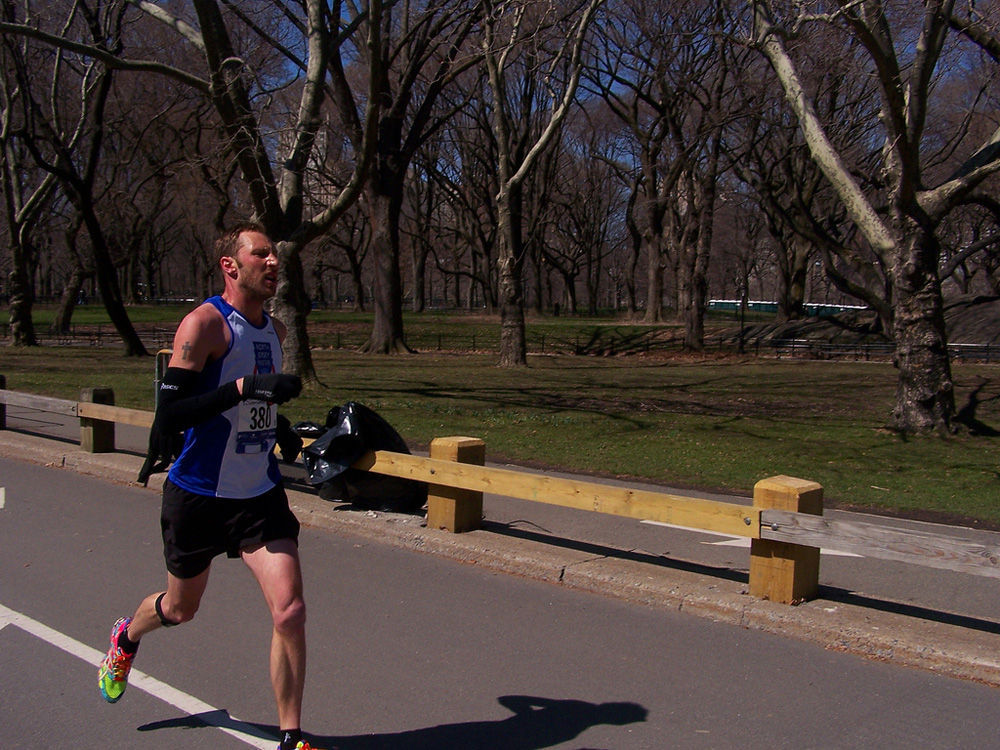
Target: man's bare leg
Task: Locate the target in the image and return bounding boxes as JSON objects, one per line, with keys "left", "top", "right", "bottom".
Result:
{"left": 127, "top": 568, "right": 211, "bottom": 641}
{"left": 243, "top": 538, "right": 307, "bottom": 731}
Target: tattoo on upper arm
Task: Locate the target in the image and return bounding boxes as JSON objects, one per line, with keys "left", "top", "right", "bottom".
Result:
{"left": 181, "top": 341, "right": 193, "bottom": 360}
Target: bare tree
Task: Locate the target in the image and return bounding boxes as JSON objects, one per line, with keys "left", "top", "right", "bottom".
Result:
{"left": 328, "top": 1, "right": 484, "bottom": 353}
{"left": 749, "top": 1, "right": 1000, "bottom": 434}
{"left": 484, "top": 0, "right": 603, "bottom": 367}
{"left": 544, "top": 108, "right": 624, "bottom": 314}
{"left": 728, "top": 12, "right": 891, "bottom": 324}
{"left": 421, "top": 95, "right": 503, "bottom": 311}
{"left": 593, "top": 0, "right": 736, "bottom": 348}
{"left": 0, "top": 6, "right": 58, "bottom": 345}
{"left": 52, "top": 213, "right": 92, "bottom": 333}
{"left": 589, "top": 0, "right": 676, "bottom": 322}
{"left": 0, "top": 0, "right": 385, "bottom": 372}
{"left": 7, "top": 0, "right": 149, "bottom": 354}
{"left": 939, "top": 203, "right": 1000, "bottom": 294}
{"left": 317, "top": 205, "right": 370, "bottom": 312}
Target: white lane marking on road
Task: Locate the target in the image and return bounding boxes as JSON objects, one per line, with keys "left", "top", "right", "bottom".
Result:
{"left": 640, "top": 520, "right": 737, "bottom": 538}
{"left": 0, "top": 487, "right": 5, "bottom": 510}
{"left": 0, "top": 603, "right": 273, "bottom": 749}
{"left": 640, "top": 519, "right": 862, "bottom": 557}
{"left": 700, "top": 536, "right": 862, "bottom": 557}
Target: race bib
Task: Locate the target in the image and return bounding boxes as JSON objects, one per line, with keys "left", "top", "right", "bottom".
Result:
{"left": 236, "top": 399, "right": 276, "bottom": 454}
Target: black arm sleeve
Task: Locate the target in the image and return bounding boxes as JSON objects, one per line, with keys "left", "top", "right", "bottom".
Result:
{"left": 137, "top": 367, "right": 242, "bottom": 486}
{"left": 156, "top": 366, "right": 242, "bottom": 433}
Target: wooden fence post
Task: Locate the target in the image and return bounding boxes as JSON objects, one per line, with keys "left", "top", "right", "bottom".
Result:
{"left": 749, "top": 475, "right": 823, "bottom": 604}
{"left": 0, "top": 374, "right": 6, "bottom": 430}
{"left": 80, "top": 387, "right": 115, "bottom": 453}
{"left": 426, "top": 436, "right": 485, "bottom": 532}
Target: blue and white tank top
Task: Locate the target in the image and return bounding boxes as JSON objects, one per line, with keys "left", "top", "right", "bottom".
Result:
{"left": 168, "top": 296, "right": 283, "bottom": 498}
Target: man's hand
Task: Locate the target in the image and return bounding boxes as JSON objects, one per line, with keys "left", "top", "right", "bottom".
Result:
{"left": 137, "top": 422, "right": 185, "bottom": 485}
{"left": 241, "top": 373, "right": 303, "bottom": 404}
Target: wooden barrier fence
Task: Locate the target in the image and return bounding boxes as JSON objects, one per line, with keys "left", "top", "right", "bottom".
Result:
{"left": 4, "top": 381, "right": 1000, "bottom": 605}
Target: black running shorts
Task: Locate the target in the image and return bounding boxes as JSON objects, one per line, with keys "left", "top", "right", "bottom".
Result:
{"left": 160, "top": 479, "right": 300, "bottom": 579}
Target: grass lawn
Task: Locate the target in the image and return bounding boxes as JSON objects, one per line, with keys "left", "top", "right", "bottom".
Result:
{"left": 3, "top": 305, "right": 999, "bottom": 527}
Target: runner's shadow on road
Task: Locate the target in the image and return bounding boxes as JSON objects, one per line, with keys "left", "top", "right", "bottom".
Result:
{"left": 138, "top": 694, "right": 648, "bottom": 749}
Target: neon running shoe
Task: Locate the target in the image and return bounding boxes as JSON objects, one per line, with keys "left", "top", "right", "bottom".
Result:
{"left": 98, "top": 617, "right": 136, "bottom": 703}
{"left": 276, "top": 742, "right": 321, "bottom": 750}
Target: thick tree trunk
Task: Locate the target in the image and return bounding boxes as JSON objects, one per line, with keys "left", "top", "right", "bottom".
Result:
{"left": 7, "top": 249, "right": 37, "bottom": 346}
{"left": 273, "top": 241, "right": 317, "bottom": 380}
{"left": 362, "top": 189, "right": 410, "bottom": 354}
{"left": 643, "top": 239, "right": 664, "bottom": 323}
{"left": 562, "top": 269, "right": 578, "bottom": 315}
{"left": 497, "top": 187, "right": 527, "bottom": 367}
{"left": 682, "top": 145, "right": 720, "bottom": 351}
{"left": 349, "top": 256, "right": 366, "bottom": 312}
{"left": 412, "top": 244, "right": 427, "bottom": 313}
{"left": 678, "top": 264, "right": 708, "bottom": 351}
{"left": 53, "top": 265, "right": 87, "bottom": 334}
{"left": 96, "top": 263, "right": 148, "bottom": 356}
{"left": 96, "top": 266, "right": 145, "bottom": 356}
{"left": 890, "top": 227, "right": 955, "bottom": 434}
{"left": 498, "top": 251, "right": 527, "bottom": 367}
{"left": 777, "top": 237, "right": 810, "bottom": 322}
{"left": 586, "top": 252, "right": 599, "bottom": 316}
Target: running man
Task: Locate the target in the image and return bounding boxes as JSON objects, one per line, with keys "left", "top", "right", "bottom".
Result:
{"left": 99, "top": 221, "right": 319, "bottom": 750}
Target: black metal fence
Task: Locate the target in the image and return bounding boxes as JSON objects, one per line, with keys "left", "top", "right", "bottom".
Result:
{"left": 4, "top": 322, "right": 1000, "bottom": 363}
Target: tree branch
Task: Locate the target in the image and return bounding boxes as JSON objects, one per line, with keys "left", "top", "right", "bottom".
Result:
{"left": 0, "top": 20, "right": 210, "bottom": 92}
{"left": 509, "top": 0, "right": 604, "bottom": 188}
{"left": 922, "top": 125, "right": 1000, "bottom": 216}
{"left": 751, "top": 2, "right": 895, "bottom": 254}
{"left": 948, "top": 9, "right": 1000, "bottom": 62}
{"left": 128, "top": 0, "right": 205, "bottom": 51}
{"left": 940, "top": 233, "right": 1000, "bottom": 279}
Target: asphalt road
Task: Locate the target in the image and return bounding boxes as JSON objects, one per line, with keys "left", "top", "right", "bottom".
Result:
{"left": 3, "top": 455, "right": 1000, "bottom": 749}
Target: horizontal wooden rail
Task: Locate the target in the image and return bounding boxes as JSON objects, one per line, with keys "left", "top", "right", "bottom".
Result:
{"left": 761, "top": 509, "right": 1000, "bottom": 579}
{"left": 355, "top": 449, "right": 760, "bottom": 538}
{"left": 0, "top": 389, "right": 154, "bottom": 428}
{"left": 76, "top": 401, "right": 154, "bottom": 428}
{"left": 6, "top": 382, "right": 1000, "bottom": 604}
{"left": 0, "top": 389, "right": 78, "bottom": 417}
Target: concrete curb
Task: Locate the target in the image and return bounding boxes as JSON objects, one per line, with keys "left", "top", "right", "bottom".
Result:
{"left": 4, "top": 429, "right": 1000, "bottom": 688}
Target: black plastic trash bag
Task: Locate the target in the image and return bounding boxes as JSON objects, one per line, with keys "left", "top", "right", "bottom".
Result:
{"left": 300, "top": 401, "right": 427, "bottom": 514}
{"left": 292, "top": 420, "right": 326, "bottom": 440}
{"left": 300, "top": 412, "right": 366, "bottom": 484}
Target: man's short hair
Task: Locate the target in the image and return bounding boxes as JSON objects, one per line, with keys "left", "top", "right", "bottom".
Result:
{"left": 215, "top": 221, "right": 269, "bottom": 264}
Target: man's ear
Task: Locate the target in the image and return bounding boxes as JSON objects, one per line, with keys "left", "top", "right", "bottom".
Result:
{"left": 220, "top": 255, "right": 238, "bottom": 278}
